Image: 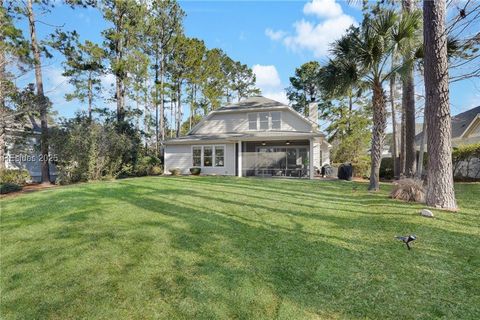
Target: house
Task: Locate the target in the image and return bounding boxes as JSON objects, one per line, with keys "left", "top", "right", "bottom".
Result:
{"left": 415, "top": 106, "right": 480, "bottom": 148}
{"left": 415, "top": 106, "right": 480, "bottom": 179}
{"left": 3, "top": 121, "right": 57, "bottom": 183}
{"left": 164, "top": 96, "right": 331, "bottom": 179}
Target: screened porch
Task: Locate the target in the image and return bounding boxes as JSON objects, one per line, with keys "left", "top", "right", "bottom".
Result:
{"left": 239, "top": 140, "right": 311, "bottom": 178}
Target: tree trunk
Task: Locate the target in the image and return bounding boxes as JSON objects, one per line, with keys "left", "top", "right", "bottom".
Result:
{"left": 27, "top": 0, "right": 50, "bottom": 184}
{"left": 154, "top": 52, "right": 160, "bottom": 155}
{"left": 114, "top": 6, "right": 125, "bottom": 124}
{"left": 403, "top": 0, "right": 416, "bottom": 178}
{"left": 369, "top": 82, "right": 387, "bottom": 191}
{"left": 87, "top": 72, "right": 93, "bottom": 121}
{"left": 403, "top": 68, "right": 416, "bottom": 177}
{"left": 159, "top": 56, "right": 165, "bottom": 146}
{"left": 399, "top": 100, "right": 406, "bottom": 176}
{"left": 0, "top": 10, "right": 6, "bottom": 170}
{"left": 176, "top": 82, "right": 182, "bottom": 138}
{"left": 390, "top": 59, "right": 399, "bottom": 179}
{"left": 416, "top": 119, "right": 427, "bottom": 179}
{"left": 423, "top": 0, "right": 457, "bottom": 210}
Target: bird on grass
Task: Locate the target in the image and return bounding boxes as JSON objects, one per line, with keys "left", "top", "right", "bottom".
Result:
{"left": 395, "top": 235, "right": 417, "bottom": 250}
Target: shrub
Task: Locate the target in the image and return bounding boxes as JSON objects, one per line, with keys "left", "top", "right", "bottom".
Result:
{"left": 0, "top": 183, "right": 22, "bottom": 194}
{"left": 0, "top": 169, "right": 31, "bottom": 185}
{"left": 135, "top": 155, "right": 161, "bottom": 176}
{"left": 352, "top": 155, "right": 370, "bottom": 178}
{"left": 149, "top": 165, "right": 163, "bottom": 176}
{"left": 390, "top": 178, "right": 425, "bottom": 203}
{"left": 169, "top": 168, "right": 181, "bottom": 176}
{"left": 452, "top": 143, "right": 480, "bottom": 180}
{"left": 380, "top": 157, "right": 394, "bottom": 180}
{"left": 49, "top": 114, "right": 137, "bottom": 184}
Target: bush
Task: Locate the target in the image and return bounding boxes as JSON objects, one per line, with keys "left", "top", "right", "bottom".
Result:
{"left": 452, "top": 143, "right": 480, "bottom": 180}
{"left": 0, "top": 169, "right": 31, "bottom": 185}
{"left": 352, "top": 155, "right": 370, "bottom": 178}
{"left": 135, "top": 155, "right": 161, "bottom": 176}
{"left": 150, "top": 165, "right": 163, "bottom": 176}
{"left": 390, "top": 178, "right": 425, "bottom": 203}
{"left": 0, "top": 183, "right": 22, "bottom": 194}
{"left": 169, "top": 168, "right": 181, "bottom": 176}
{"left": 49, "top": 114, "right": 137, "bottom": 184}
{"left": 380, "top": 157, "right": 394, "bottom": 180}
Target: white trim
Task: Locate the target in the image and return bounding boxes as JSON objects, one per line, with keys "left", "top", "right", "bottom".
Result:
{"left": 247, "top": 111, "right": 283, "bottom": 131}
{"left": 460, "top": 114, "right": 480, "bottom": 138}
{"left": 237, "top": 141, "right": 242, "bottom": 177}
{"left": 309, "top": 138, "right": 314, "bottom": 179}
{"left": 191, "top": 144, "right": 226, "bottom": 168}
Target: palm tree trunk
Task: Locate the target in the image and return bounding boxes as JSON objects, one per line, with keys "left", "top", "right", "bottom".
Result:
{"left": 390, "top": 55, "right": 399, "bottom": 179}
{"left": 369, "top": 82, "right": 387, "bottom": 191}
{"left": 399, "top": 105, "right": 406, "bottom": 176}
{"left": 423, "top": 0, "right": 457, "bottom": 210}
{"left": 27, "top": 0, "right": 50, "bottom": 184}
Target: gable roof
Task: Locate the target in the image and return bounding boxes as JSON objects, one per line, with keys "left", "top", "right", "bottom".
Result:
{"left": 188, "top": 95, "right": 317, "bottom": 135}
{"left": 415, "top": 105, "right": 480, "bottom": 143}
{"left": 452, "top": 106, "right": 480, "bottom": 138}
{"left": 217, "top": 96, "right": 288, "bottom": 111}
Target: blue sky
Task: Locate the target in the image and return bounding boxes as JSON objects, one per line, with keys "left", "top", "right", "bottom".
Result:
{"left": 14, "top": 0, "right": 479, "bottom": 123}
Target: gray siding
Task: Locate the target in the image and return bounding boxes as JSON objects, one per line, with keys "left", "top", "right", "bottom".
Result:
{"left": 164, "top": 143, "right": 236, "bottom": 176}
{"left": 194, "top": 110, "right": 313, "bottom": 134}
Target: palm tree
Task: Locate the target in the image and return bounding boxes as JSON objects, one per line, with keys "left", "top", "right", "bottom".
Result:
{"left": 330, "top": 10, "right": 419, "bottom": 190}
{"left": 423, "top": 0, "right": 457, "bottom": 210}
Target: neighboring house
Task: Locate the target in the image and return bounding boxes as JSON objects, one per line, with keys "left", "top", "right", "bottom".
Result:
{"left": 164, "top": 96, "right": 331, "bottom": 179}
{"left": 3, "top": 126, "right": 57, "bottom": 183}
{"left": 415, "top": 106, "right": 480, "bottom": 179}
{"left": 415, "top": 106, "right": 480, "bottom": 148}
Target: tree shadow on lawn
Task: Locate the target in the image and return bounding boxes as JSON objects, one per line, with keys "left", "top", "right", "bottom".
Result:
{"left": 2, "top": 178, "right": 479, "bottom": 319}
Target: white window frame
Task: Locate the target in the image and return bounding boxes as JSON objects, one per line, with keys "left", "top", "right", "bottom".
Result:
{"left": 191, "top": 145, "right": 226, "bottom": 168}
{"left": 248, "top": 113, "right": 257, "bottom": 130}
{"left": 247, "top": 112, "right": 282, "bottom": 131}
{"left": 270, "top": 111, "right": 282, "bottom": 130}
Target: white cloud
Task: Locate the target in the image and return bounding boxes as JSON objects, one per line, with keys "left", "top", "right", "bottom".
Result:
{"left": 252, "top": 64, "right": 281, "bottom": 89}
{"left": 252, "top": 64, "right": 288, "bottom": 104}
{"left": 266, "top": 0, "right": 356, "bottom": 58}
{"left": 303, "top": 0, "right": 342, "bottom": 19}
{"left": 262, "top": 90, "right": 289, "bottom": 105}
{"left": 265, "top": 28, "right": 287, "bottom": 41}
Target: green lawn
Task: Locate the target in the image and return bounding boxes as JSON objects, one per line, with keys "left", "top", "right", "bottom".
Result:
{"left": 1, "top": 177, "right": 479, "bottom": 319}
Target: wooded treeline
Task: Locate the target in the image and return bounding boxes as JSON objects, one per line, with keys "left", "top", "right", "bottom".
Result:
{"left": 286, "top": 0, "right": 479, "bottom": 210}
{"left": 1, "top": 0, "right": 259, "bottom": 183}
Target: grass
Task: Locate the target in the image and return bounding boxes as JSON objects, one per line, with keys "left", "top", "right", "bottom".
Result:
{"left": 1, "top": 176, "right": 479, "bottom": 319}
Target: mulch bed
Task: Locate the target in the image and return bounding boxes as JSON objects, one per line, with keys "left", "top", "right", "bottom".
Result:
{"left": 1, "top": 183, "right": 58, "bottom": 199}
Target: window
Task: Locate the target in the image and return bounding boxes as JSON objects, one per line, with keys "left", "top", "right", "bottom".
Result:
{"left": 215, "top": 146, "right": 224, "bottom": 167}
{"left": 248, "top": 112, "right": 282, "bottom": 131}
{"left": 271, "top": 112, "right": 281, "bottom": 129}
{"left": 259, "top": 112, "right": 269, "bottom": 130}
{"left": 193, "top": 147, "right": 202, "bottom": 166}
{"left": 192, "top": 145, "right": 225, "bottom": 167}
{"left": 203, "top": 146, "right": 213, "bottom": 167}
{"left": 248, "top": 113, "right": 257, "bottom": 130}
